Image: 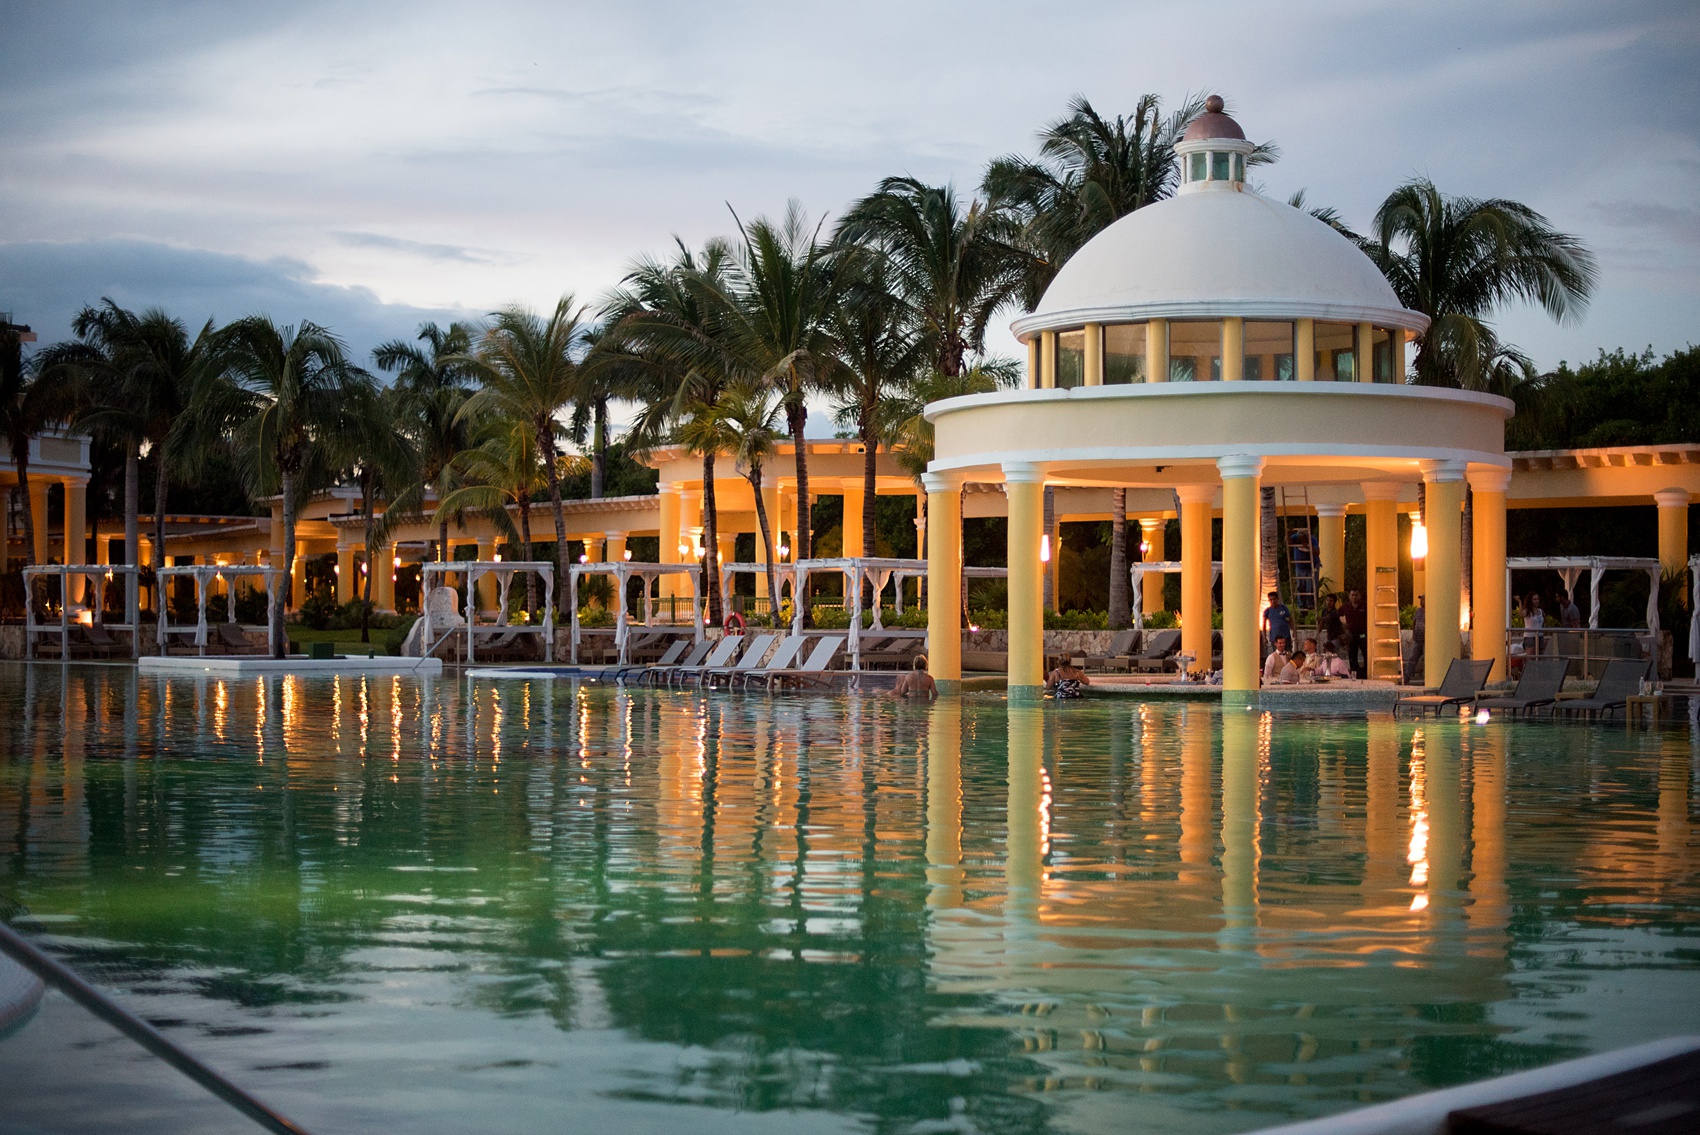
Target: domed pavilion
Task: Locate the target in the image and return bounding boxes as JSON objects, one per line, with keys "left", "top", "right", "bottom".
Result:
{"left": 922, "top": 97, "right": 1515, "bottom": 698}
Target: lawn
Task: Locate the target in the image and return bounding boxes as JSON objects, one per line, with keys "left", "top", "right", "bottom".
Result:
{"left": 284, "top": 619, "right": 417, "bottom": 655}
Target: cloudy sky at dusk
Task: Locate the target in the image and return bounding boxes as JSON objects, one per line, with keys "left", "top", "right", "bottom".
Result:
{"left": 2, "top": 0, "right": 1696, "bottom": 384}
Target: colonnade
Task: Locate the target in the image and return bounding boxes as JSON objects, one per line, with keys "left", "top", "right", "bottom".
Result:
{"left": 925, "top": 458, "right": 1513, "bottom": 697}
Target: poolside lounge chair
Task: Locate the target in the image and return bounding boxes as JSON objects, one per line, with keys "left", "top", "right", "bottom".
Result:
{"left": 1392, "top": 658, "right": 1495, "bottom": 718}
{"left": 859, "top": 637, "right": 923, "bottom": 669}
{"left": 1474, "top": 657, "right": 1570, "bottom": 717}
{"left": 215, "top": 622, "right": 264, "bottom": 655}
{"left": 1551, "top": 657, "right": 1652, "bottom": 720}
{"left": 701, "top": 634, "right": 778, "bottom": 687}
{"left": 662, "top": 634, "right": 745, "bottom": 687}
{"left": 77, "top": 622, "right": 125, "bottom": 659}
{"left": 1080, "top": 629, "right": 1139, "bottom": 672}
{"left": 614, "top": 637, "right": 691, "bottom": 681}
{"left": 765, "top": 636, "right": 847, "bottom": 691}
{"left": 1132, "top": 629, "right": 1182, "bottom": 673}
{"left": 635, "top": 639, "right": 714, "bottom": 685}
{"left": 731, "top": 635, "right": 809, "bottom": 688}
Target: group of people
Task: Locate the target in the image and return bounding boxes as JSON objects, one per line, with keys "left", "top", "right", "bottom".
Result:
{"left": 1263, "top": 589, "right": 1368, "bottom": 683}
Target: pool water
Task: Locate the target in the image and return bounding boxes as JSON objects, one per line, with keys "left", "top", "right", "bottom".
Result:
{"left": 0, "top": 663, "right": 1697, "bottom": 1135}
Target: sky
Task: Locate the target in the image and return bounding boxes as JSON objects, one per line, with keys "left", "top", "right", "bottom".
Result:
{"left": 3, "top": 0, "right": 1697, "bottom": 395}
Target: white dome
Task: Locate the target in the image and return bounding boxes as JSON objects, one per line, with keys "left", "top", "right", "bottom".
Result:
{"left": 1008, "top": 189, "right": 1426, "bottom": 339}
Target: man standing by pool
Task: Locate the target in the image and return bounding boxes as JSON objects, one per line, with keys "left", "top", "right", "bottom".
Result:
{"left": 1262, "top": 591, "right": 1291, "bottom": 663}
{"left": 1342, "top": 589, "right": 1369, "bottom": 678}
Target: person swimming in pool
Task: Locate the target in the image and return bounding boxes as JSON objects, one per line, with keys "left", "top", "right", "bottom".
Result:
{"left": 892, "top": 655, "right": 937, "bottom": 699}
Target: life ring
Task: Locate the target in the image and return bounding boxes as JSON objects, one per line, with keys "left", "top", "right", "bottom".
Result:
{"left": 724, "top": 612, "right": 746, "bottom": 635}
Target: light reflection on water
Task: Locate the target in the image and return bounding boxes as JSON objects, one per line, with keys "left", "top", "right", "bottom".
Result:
{"left": 0, "top": 662, "right": 1697, "bottom": 1135}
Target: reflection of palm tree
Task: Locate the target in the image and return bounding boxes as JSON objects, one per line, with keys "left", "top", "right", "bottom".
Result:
{"left": 1366, "top": 178, "right": 1596, "bottom": 391}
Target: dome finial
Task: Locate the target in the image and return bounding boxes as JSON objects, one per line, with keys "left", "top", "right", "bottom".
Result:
{"left": 1205, "top": 94, "right": 1224, "bottom": 114}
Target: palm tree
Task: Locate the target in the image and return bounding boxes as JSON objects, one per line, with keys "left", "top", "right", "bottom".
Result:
{"left": 1108, "top": 488, "right": 1130, "bottom": 629}
{"left": 374, "top": 322, "right": 478, "bottom": 560}
{"left": 836, "top": 178, "right": 1010, "bottom": 381}
{"left": 830, "top": 251, "right": 924, "bottom": 563}
{"left": 457, "top": 297, "right": 590, "bottom": 614}
{"left": 346, "top": 388, "right": 416, "bottom": 642}
{"left": 717, "top": 384, "right": 786, "bottom": 613}
{"left": 56, "top": 302, "right": 225, "bottom": 583}
{"left": 431, "top": 414, "right": 550, "bottom": 616}
{"left": 2, "top": 325, "right": 78, "bottom": 567}
{"left": 982, "top": 93, "right": 1275, "bottom": 305}
{"left": 604, "top": 239, "right": 737, "bottom": 623}
{"left": 1366, "top": 178, "right": 1597, "bottom": 389}
{"left": 216, "top": 317, "right": 378, "bottom": 657}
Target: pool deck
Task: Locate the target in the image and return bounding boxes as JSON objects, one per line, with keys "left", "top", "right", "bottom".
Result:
{"left": 139, "top": 655, "right": 444, "bottom": 676}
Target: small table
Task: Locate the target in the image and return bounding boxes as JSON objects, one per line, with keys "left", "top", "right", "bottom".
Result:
{"left": 1624, "top": 694, "right": 1660, "bottom": 726}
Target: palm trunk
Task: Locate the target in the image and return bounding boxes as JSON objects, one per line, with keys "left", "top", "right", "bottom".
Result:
{"left": 861, "top": 402, "right": 878, "bottom": 608}
{"left": 153, "top": 453, "right": 168, "bottom": 575}
{"left": 787, "top": 399, "right": 810, "bottom": 560}
{"left": 360, "top": 474, "right": 375, "bottom": 644}
{"left": 124, "top": 441, "right": 139, "bottom": 568}
{"left": 10, "top": 446, "right": 35, "bottom": 567}
{"left": 519, "top": 498, "right": 535, "bottom": 616}
{"left": 540, "top": 422, "right": 569, "bottom": 616}
{"left": 749, "top": 466, "right": 778, "bottom": 622}
{"left": 701, "top": 452, "right": 722, "bottom": 626}
{"left": 273, "top": 467, "right": 295, "bottom": 659}
{"left": 1260, "top": 485, "right": 1280, "bottom": 604}
{"left": 590, "top": 398, "right": 607, "bottom": 499}
{"left": 1108, "top": 488, "right": 1130, "bottom": 628}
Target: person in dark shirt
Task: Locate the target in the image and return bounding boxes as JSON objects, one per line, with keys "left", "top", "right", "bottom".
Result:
{"left": 1342, "top": 589, "right": 1369, "bottom": 678}
{"left": 1262, "top": 592, "right": 1291, "bottom": 660}
{"left": 1317, "top": 593, "right": 1343, "bottom": 647}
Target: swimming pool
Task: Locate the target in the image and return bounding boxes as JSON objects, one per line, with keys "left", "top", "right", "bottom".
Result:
{"left": 1, "top": 663, "right": 1696, "bottom": 1134}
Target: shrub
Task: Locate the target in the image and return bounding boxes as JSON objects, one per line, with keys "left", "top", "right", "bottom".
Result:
{"left": 1142, "top": 610, "right": 1179, "bottom": 629}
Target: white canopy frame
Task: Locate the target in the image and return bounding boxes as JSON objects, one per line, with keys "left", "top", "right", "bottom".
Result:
{"left": 155, "top": 564, "right": 282, "bottom": 657}
{"left": 791, "top": 557, "right": 927, "bottom": 671}
{"left": 1689, "top": 554, "right": 1700, "bottom": 668}
{"left": 569, "top": 561, "right": 701, "bottom": 665}
{"left": 421, "top": 560, "right": 554, "bottom": 665}
{"left": 23, "top": 563, "right": 144, "bottom": 660}
{"left": 717, "top": 561, "right": 797, "bottom": 616}
{"left": 1506, "top": 556, "right": 1661, "bottom": 634}
{"left": 1130, "top": 561, "right": 1221, "bottom": 632}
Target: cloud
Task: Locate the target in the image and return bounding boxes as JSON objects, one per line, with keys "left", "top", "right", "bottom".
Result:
{"left": 331, "top": 231, "right": 516, "bottom": 265}
{"left": 0, "top": 238, "right": 473, "bottom": 361}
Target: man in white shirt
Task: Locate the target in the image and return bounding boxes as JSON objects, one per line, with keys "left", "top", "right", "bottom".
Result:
{"left": 1263, "top": 636, "right": 1289, "bottom": 683}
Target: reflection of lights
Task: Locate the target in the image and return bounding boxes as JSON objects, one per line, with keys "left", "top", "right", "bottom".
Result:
{"left": 1408, "top": 731, "right": 1429, "bottom": 909}
{"left": 1476, "top": 708, "right": 1490, "bottom": 725}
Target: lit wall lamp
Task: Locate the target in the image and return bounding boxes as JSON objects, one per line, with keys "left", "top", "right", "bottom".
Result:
{"left": 578, "top": 553, "right": 589, "bottom": 564}
{"left": 1039, "top": 534, "right": 1051, "bottom": 563}
{"left": 622, "top": 549, "right": 633, "bottom": 561}
{"left": 1409, "top": 519, "right": 1428, "bottom": 560}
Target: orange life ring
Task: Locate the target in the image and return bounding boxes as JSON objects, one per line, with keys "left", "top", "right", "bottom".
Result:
{"left": 724, "top": 612, "right": 746, "bottom": 635}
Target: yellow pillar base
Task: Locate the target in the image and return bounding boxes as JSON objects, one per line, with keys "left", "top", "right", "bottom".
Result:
{"left": 1422, "top": 462, "right": 1465, "bottom": 690}
{"left": 1218, "top": 457, "right": 1263, "bottom": 693}
{"left": 1469, "top": 469, "right": 1509, "bottom": 681}
{"left": 1177, "top": 485, "right": 1216, "bottom": 678}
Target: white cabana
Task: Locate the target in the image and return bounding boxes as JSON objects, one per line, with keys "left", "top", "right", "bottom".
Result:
{"left": 1505, "top": 557, "right": 1661, "bottom": 633}
{"left": 717, "top": 561, "right": 797, "bottom": 610}
{"left": 1130, "top": 561, "right": 1221, "bottom": 632}
{"left": 569, "top": 562, "right": 701, "bottom": 665}
{"left": 155, "top": 564, "right": 282, "bottom": 657}
{"left": 23, "top": 563, "right": 144, "bottom": 659}
{"left": 1689, "top": 554, "right": 1700, "bottom": 668}
{"left": 420, "top": 560, "right": 554, "bottom": 664}
{"left": 791, "top": 557, "right": 926, "bottom": 671}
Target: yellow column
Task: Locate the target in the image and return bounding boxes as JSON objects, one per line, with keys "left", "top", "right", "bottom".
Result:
{"left": 1362, "top": 483, "right": 1401, "bottom": 680}
{"left": 657, "top": 483, "right": 680, "bottom": 597}
{"left": 1295, "top": 318, "right": 1315, "bottom": 381}
{"left": 1026, "top": 337, "right": 1040, "bottom": 390}
{"left": 842, "top": 479, "right": 865, "bottom": 558}
{"left": 1469, "top": 469, "right": 1509, "bottom": 681}
{"left": 29, "top": 480, "right": 49, "bottom": 565}
{"left": 1083, "top": 322, "right": 1103, "bottom": 386}
{"left": 1218, "top": 456, "right": 1263, "bottom": 694}
{"left": 1221, "top": 318, "right": 1244, "bottom": 382}
{"left": 1139, "top": 517, "right": 1166, "bottom": 617}
{"left": 1146, "top": 318, "right": 1168, "bottom": 384}
{"left": 585, "top": 535, "right": 604, "bottom": 564}
{"left": 63, "top": 477, "right": 87, "bottom": 601}
{"left": 1316, "top": 503, "right": 1346, "bottom": 596}
{"left": 606, "top": 532, "right": 627, "bottom": 563}
{"left": 374, "top": 544, "right": 395, "bottom": 612}
{"left": 1391, "top": 328, "right": 1407, "bottom": 383}
{"left": 336, "top": 544, "right": 354, "bottom": 604}
{"left": 291, "top": 541, "right": 308, "bottom": 608}
{"left": 1421, "top": 461, "right": 1465, "bottom": 689}
{"left": 1177, "top": 484, "right": 1216, "bottom": 677}
{"left": 1356, "top": 322, "right": 1375, "bottom": 382}
{"left": 1655, "top": 488, "right": 1689, "bottom": 578}
{"left": 1039, "top": 331, "right": 1057, "bottom": 390}
{"left": 924, "top": 472, "right": 962, "bottom": 690}
{"left": 476, "top": 537, "right": 498, "bottom": 611}
{"left": 1004, "top": 462, "right": 1046, "bottom": 696}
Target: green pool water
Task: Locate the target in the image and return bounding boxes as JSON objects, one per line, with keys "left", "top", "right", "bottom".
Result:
{"left": 0, "top": 663, "right": 1696, "bottom": 1135}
